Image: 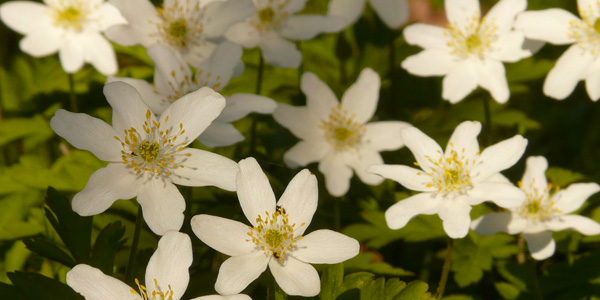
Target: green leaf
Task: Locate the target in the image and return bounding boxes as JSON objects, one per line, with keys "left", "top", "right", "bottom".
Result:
{"left": 344, "top": 252, "right": 414, "bottom": 276}
{"left": 45, "top": 187, "right": 92, "bottom": 263}
{"left": 0, "top": 115, "right": 54, "bottom": 150}
{"left": 0, "top": 282, "right": 24, "bottom": 300}
{"left": 394, "top": 280, "right": 434, "bottom": 300}
{"left": 0, "top": 191, "right": 45, "bottom": 240}
{"left": 89, "top": 222, "right": 126, "bottom": 276}
{"left": 495, "top": 282, "right": 521, "bottom": 300}
{"left": 320, "top": 263, "right": 344, "bottom": 300}
{"left": 546, "top": 167, "right": 586, "bottom": 187}
{"left": 23, "top": 237, "right": 76, "bottom": 268}
{"left": 7, "top": 271, "right": 84, "bottom": 300}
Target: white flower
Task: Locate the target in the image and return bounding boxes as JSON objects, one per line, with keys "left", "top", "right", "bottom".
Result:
{"left": 0, "top": 0, "right": 126, "bottom": 75}
{"left": 401, "top": 0, "right": 531, "bottom": 103}
{"left": 367, "top": 121, "right": 528, "bottom": 238}
{"left": 472, "top": 156, "right": 600, "bottom": 260}
{"left": 273, "top": 68, "right": 411, "bottom": 197}
{"left": 514, "top": 1, "right": 600, "bottom": 101}
{"left": 106, "top": 0, "right": 255, "bottom": 67}
{"left": 328, "top": 0, "right": 409, "bottom": 30}
{"left": 66, "top": 231, "right": 251, "bottom": 300}
{"left": 225, "top": 0, "right": 343, "bottom": 68}
{"left": 109, "top": 41, "right": 276, "bottom": 148}
{"left": 50, "top": 81, "right": 239, "bottom": 235}
{"left": 192, "top": 157, "right": 359, "bottom": 297}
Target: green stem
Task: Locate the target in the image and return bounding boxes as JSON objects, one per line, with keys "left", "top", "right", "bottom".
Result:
{"left": 68, "top": 73, "right": 79, "bottom": 112}
{"left": 436, "top": 238, "right": 454, "bottom": 299}
{"left": 268, "top": 274, "right": 288, "bottom": 300}
{"left": 482, "top": 96, "right": 492, "bottom": 147}
{"left": 125, "top": 204, "right": 143, "bottom": 284}
{"left": 249, "top": 51, "right": 265, "bottom": 156}
{"left": 334, "top": 196, "right": 342, "bottom": 231}
{"left": 296, "top": 41, "right": 303, "bottom": 91}
{"left": 528, "top": 257, "right": 543, "bottom": 300}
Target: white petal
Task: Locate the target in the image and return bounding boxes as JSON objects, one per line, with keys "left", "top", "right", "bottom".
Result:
{"left": 292, "top": 229, "right": 359, "bottom": 264}
{"left": 145, "top": 232, "right": 192, "bottom": 298}
{"left": 301, "top": 72, "right": 339, "bottom": 121}
{"left": 171, "top": 148, "right": 238, "bottom": 191}
{"left": 472, "top": 135, "right": 527, "bottom": 182}
{"left": 185, "top": 42, "right": 218, "bottom": 76}
{"left": 286, "top": 0, "right": 309, "bottom": 14}
{"left": 514, "top": 9, "right": 578, "bottom": 45}
{"left": 327, "top": 0, "right": 366, "bottom": 27}
{"left": 552, "top": 182, "right": 600, "bottom": 214}
{"left": 105, "top": 0, "right": 160, "bottom": 46}
{"left": 483, "top": 0, "right": 526, "bottom": 34}
{"left": 523, "top": 231, "right": 555, "bottom": 260}
{"left": 237, "top": 158, "right": 277, "bottom": 226}
{"left": 445, "top": 120, "right": 481, "bottom": 160}
{"left": 72, "top": 163, "right": 140, "bottom": 216}
{"left": 217, "top": 94, "right": 276, "bottom": 123}
{"left": 367, "top": 164, "right": 436, "bottom": 192}
{"left": 160, "top": 87, "right": 226, "bottom": 145}
{"left": 467, "top": 182, "right": 526, "bottom": 208}
{"left": 104, "top": 81, "right": 152, "bottom": 135}
{"left": 66, "top": 265, "right": 140, "bottom": 300}
{"left": 384, "top": 192, "right": 441, "bottom": 229}
{"left": 80, "top": 32, "right": 118, "bottom": 76}
{"left": 341, "top": 68, "right": 380, "bottom": 123}
{"left": 0, "top": 1, "right": 50, "bottom": 35}
{"left": 546, "top": 215, "right": 600, "bottom": 235}
{"left": 370, "top": 0, "right": 410, "bottom": 29}
{"left": 283, "top": 141, "right": 330, "bottom": 168}
{"left": 273, "top": 104, "right": 321, "bottom": 141}
{"left": 585, "top": 66, "right": 600, "bottom": 101}
{"left": 362, "top": 121, "right": 411, "bottom": 152}
{"left": 400, "top": 126, "right": 443, "bottom": 173}
{"left": 544, "top": 45, "right": 594, "bottom": 100}
{"left": 148, "top": 44, "right": 192, "bottom": 103}
{"left": 191, "top": 214, "right": 256, "bottom": 257}
{"left": 401, "top": 50, "right": 456, "bottom": 76}
{"left": 318, "top": 153, "right": 353, "bottom": 197}
{"left": 445, "top": 0, "right": 480, "bottom": 29}
{"left": 191, "top": 295, "right": 251, "bottom": 300}
{"left": 195, "top": 42, "right": 244, "bottom": 91}
{"left": 269, "top": 256, "right": 320, "bottom": 297}
{"left": 106, "top": 77, "right": 166, "bottom": 115}
{"left": 280, "top": 15, "right": 343, "bottom": 40}
{"left": 203, "top": 0, "right": 255, "bottom": 37}
{"left": 215, "top": 253, "right": 269, "bottom": 295}
{"left": 50, "top": 109, "right": 121, "bottom": 162}
{"left": 442, "top": 60, "right": 478, "bottom": 103}
{"left": 137, "top": 180, "right": 185, "bottom": 235}
{"left": 225, "top": 22, "right": 260, "bottom": 48}
{"left": 471, "top": 212, "right": 527, "bottom": 235}
{"left": 59, "top": 40, "right": 84, "bottom": 73}
{"left": 344, "top": 149, "right": 384, "bottom": 185}
{"left": 259, "top": 35, "right": 302, "bottom": 68}
{"left": 521, "top": 156, "right": 548, "bottom": 197}
{"left": 197, "top": 122, "right": 245, "bottom": 148}
{"left": 19, "top": 27, "right": 61, "bottom": 57}
{"left": 95, "top": 3, "right": 127, "bottom": 31}
{"left": 438, "top": 199, "right": 472, "bottom": 238}
{"left": 488, "top": 32, "right": 531, "bottom": 63}
{"left": 403, "top": 23, "right": 449, "bottom": 50}
{"left": 277, "top": 169, "right": 318, "bottom": 236}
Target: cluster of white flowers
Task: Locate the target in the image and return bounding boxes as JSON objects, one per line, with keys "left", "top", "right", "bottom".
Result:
{"left": 4, "top": 0, "right": 600, "bottom": 298}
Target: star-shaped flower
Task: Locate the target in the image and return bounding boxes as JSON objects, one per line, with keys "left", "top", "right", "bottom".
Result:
{"left": 225, "top": 0, "right": 343, "bottom": 68}
{"left": 109, "top": 41, "right": 276, "bottom": 148}
{"left": 192, "top": 157, "right": 359, "bottom": 297}
{"left": 328, "top": 0, "right": 409, "bottom": 30}
{"left": 0, "top": 0, "right": 126, "bottom": 75}
{"left": 67, "top": 231, "right": 251, "bottom": 300}
{"left": 401, "top": 0, "right": 531, "bottom": 103}
{"left": 472, "top": 156, "right": 600, "bottom": 260}
{"left": 50, "top": 81, "right": 239, "bottom": 235}
{"left": 106, "top": 0, "right": 255, "bottom": 67}
{"left": 368, "top": 121, "right": 528, "bottom": 238}
{"left": 273, "top": 68, "right": 411, "bottom": 196}
{"left": 514, "top": 0, "right": 600, "bottom": 101}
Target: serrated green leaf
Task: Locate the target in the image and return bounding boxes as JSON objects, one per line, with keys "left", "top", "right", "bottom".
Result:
{"left": 394, "top": 280, "right": 433, "bottom": 300}
{"left": 345, "top": 252, "right": 414, "bottom": 276}
{"left": 89, "top": 222, "right": 126, "bottom": 276}
{"left": 343, "top": 272, "right": 375, "bottom": 291}
{"left": 384, "top": 278, "right": 407, "bottom": 299}
{"left": 23, "top": 237, "right": 76, "bottom": 268}
{"left": 320, "top": 263, "right": 344, "bottom": 300}
{"left": 0, "top": 281, "right": 23, "bottom": 300}
{"left": 7, "top": 271, "right": 84, "bottom": 300}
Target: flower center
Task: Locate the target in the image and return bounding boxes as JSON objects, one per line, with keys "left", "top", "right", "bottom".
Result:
{"left": 154, "top": 1, "right": 204, "bottom": 51}
{"left": 259, "top": 8, "right": 275, "bottom": 24}
{"left": 251, "top": 0, "right": 291, "bottom": 31}
{"left": 446, "top": 14, "right": 498, "bottom": 58}
{"left": 114, "top": 110, "right": 190, "bottom": 177}
{"left": 246, "top": 206, "right": 303, "bottom": 261}
{"left": 569, "top": 5, "right": 600, "bottom": 55}
{"left": 423, "top": 144, "right": 474, "bottom": 197}
{"left": 517, "top": 181, "right": 560, "bottom": 221}
{"left": 320, "top": 105, "right": 364, "bottom": 151}
{"left": 51, "top": 0, "right": 90, "bottom": 30}
{"left": 131, "top": 278, "right": 174, "bottom": 300}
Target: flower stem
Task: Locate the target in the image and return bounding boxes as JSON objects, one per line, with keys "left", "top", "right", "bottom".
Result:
{"left": 334, "top": 196, "right": 342, "bottom": 231}
{"left": 528, "top": 256, "right": 543, "bottom": 300}
{"left": 125, "top": 204, "right": 143, "bottom": 284}
{"left": 482, "top": 95, "right": 492, "bottom": 147}
{"left": 249, "top": 51, "right": 265, "bottom": 156}
{"left": 436, "top": 238, "right": 454, "bottom": 299}
{"left": 68, "top": 73, "right": 79, "bottom": 112}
